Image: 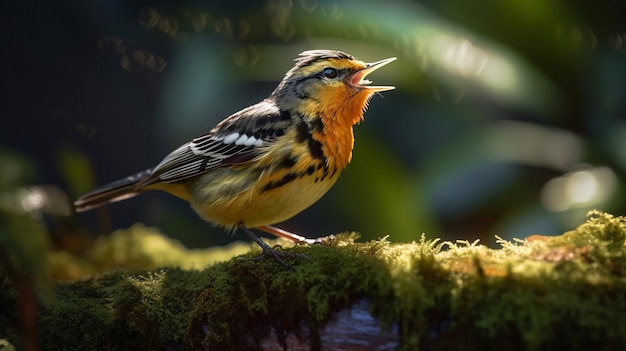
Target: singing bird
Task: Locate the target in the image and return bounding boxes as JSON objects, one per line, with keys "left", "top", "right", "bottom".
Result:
{"left": 75, "top": 50, "right": 396, "bottom": 268}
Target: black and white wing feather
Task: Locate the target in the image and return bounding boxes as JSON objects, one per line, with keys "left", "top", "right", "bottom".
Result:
{"left": 140, "top": 100, "right": 292, "bottom": 185}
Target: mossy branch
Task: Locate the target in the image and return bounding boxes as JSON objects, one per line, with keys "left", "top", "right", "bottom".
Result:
{"left": 1, "top": 211, "right": 626, "bottom": 350}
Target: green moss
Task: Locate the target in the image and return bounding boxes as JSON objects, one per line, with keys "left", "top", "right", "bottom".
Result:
{"left": 187, "top": 239, "right": 396, "bottom": 350}
{"left": 1, "top": 211, "right": 626, "bottom": 350}
{"left": 47, "top": 223, "right": 254, "bottom": 280}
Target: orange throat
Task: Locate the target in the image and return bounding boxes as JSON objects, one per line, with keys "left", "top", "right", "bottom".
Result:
{"left": 313, "top": 90, "right": 375, "bottom": 170}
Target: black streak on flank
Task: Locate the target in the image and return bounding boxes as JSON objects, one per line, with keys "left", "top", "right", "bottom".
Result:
{"left": 278, "top": 155, "right": 298, "bottom": 169}
{"left": 261, "top": 163, "right": 324, "bottom": 192}
{"left": 306, "top": 136, "right": 325, "bottom": 162}
{"left": 306, "top": 165, "right": 316, "bottom": 176}
{"left": 261, "top": 173, "right": 298, "bottom": 192}
{"left": 309, "top": 117, "right": 324, "bottom": 134}
{"left": 294, "top": 121, "right": 309, "bottom": 143}
{"left": 295, "top": 120, "right": 325, "bottom": 161}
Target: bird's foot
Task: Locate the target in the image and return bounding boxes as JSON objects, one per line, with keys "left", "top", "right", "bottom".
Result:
{"left": 251, "top": 246, "right": 310, "bottom": 271}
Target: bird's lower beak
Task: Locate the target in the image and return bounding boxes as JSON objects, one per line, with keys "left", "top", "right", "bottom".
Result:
{"left": 350, "top": 57, "right": 397, "bottom": 92}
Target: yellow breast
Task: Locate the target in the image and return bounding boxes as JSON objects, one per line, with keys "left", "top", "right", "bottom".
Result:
{"left": 184, "top": 157, "right": 339, "bottom": 230}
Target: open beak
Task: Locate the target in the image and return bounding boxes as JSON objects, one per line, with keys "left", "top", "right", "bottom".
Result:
{"left": 350, "top": 57, "right": 397, "bottom": 92}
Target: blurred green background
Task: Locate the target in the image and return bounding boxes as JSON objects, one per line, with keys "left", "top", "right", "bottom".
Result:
{"left": 2, "top": 0, "right": 626, "bottom": 251}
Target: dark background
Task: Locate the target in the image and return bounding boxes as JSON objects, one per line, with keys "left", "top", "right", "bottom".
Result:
{"left": 2, "top": 0, "right": 626, "bottom": 249}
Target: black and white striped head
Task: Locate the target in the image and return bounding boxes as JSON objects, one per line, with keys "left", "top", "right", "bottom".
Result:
{"left": 270, "top": 50, "right": 396, "bottom": 110}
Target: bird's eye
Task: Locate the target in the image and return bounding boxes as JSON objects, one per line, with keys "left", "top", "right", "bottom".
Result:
{"left": 322, "top": 67, "right": 338, "bottom": 79}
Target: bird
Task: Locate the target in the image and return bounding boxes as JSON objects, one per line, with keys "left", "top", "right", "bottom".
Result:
{"left": 74, "top": 49, "right": 396, "bottom": 269}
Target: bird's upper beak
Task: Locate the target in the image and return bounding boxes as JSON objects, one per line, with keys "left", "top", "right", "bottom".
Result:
{"left": 350, "top": 57, "right": 397, "bottom": 92}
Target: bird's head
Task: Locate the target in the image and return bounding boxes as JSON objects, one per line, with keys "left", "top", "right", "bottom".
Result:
{"left": 271, "top": 50, "right": 396, "bottom": 125}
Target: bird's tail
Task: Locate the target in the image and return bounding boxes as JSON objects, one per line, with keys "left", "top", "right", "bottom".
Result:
{"left": 74, "top": 169, "right": 153, "bottom": 212}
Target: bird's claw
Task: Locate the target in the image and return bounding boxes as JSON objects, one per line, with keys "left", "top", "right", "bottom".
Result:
{"left": 252, "top": 246, "right": 310, "bottom": 271}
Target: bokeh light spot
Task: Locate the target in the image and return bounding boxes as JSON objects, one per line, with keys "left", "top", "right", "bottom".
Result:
{"left": 138, "top": 7, "right": 160, "bottom": 29}
{"left": 192, "top": 13, "right": 212, "bottom": 32}
{"left": 541, "top": 167, "right": 617, "bottom": 212}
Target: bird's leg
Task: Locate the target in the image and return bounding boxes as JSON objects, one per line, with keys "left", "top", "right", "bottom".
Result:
{"left": 239, "top": 224, "right": 308, "bottom": 270}
{"left": 258, "top": 225, "right": 335, "bottom": 245}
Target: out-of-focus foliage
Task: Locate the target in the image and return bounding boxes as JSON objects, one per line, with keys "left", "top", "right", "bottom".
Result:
{"left": 2, "top": 0, "right": 626, "bottom": 248}
{"left": 0, "top": 149, "right": 55, "bottom": 277}
{"left": 0, "top": 148, "right": 71, "bottom": 351}
{"left": 48, "top": 223, "right": 256, "bottom": 280}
